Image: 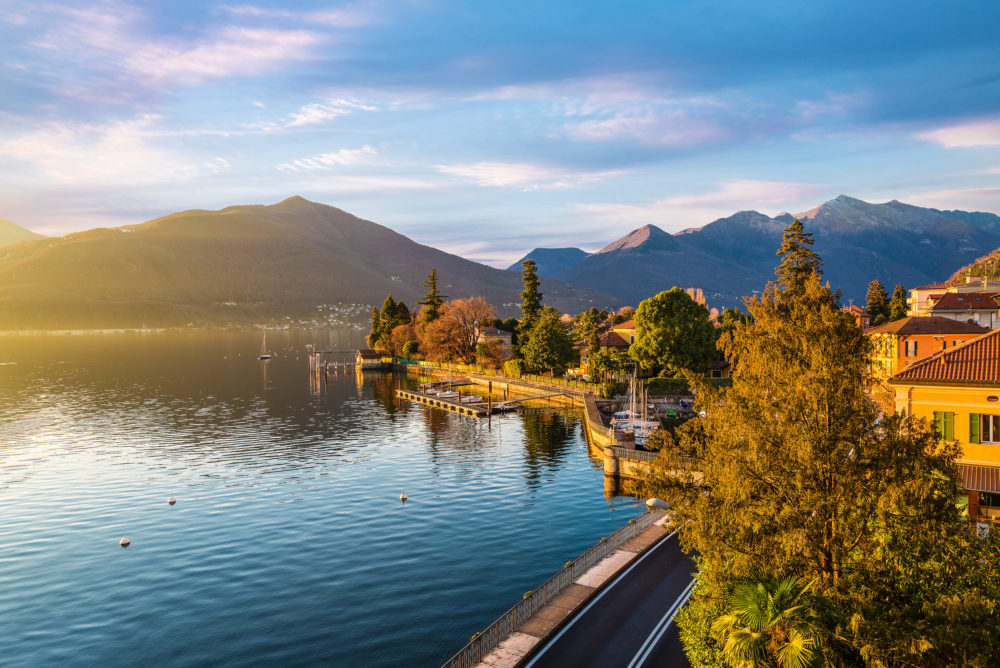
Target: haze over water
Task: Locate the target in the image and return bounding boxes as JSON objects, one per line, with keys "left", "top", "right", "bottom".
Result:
{"left": 0, "top": 330, "right": 643, "bottom": 667}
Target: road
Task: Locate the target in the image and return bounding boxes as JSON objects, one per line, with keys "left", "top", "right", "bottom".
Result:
{"left": 523, "top": 531, "right": 696, "bottom": 668}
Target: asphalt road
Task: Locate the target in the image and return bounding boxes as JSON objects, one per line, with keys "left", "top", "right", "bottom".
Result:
{"left": 524, "top": 531, "right": 696, "bottom": 668}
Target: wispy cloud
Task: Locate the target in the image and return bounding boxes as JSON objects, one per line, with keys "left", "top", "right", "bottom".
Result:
{"left": 436, "top": 161, "right": 625, "bottom": 190}
{"left": 277, "top": 145, "right": 378, "bottom": 172}
{"left": 565, "top": 110, "right": 728, "bottom": 147}
{"left": 905, "top": 186, "right": 1000, "bottom": 211}
{"left": 577, "top": 179, "right": 828, "bottom": 231}
{"left": 917, "top": 117, "right": 1000, "bottom": 148}
{"left": 220, "top": 4, "right": 374, "bottom": 27}
{"left": 0, "top": 114, "right": 201, "bottom": 186}
{"left": 243, "top": 99, "right": 379, "bottom": 132}
{"left": 35, "top": 4, "right": 326, "bottom": 89}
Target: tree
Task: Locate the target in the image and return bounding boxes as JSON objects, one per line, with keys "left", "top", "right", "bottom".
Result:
{"left": 648, "top": 271, "right": 1000, "bottom": 666}
{"left": 521, "top": 308, "right": 575, "bottom": 373}
{"left": 629, "top": 288, "right": 716, "bottom": 376}
{"left": 710, "top": 577, "right": 827, "bottom": 668}
{"left": 888, "top": 284, "right": 908, "bottom": 321}
{"left": 773, "top": 219, "right": 822, "bottom": 295}
{"left": 518, "top": 260, "right": 543, "bottom": 343}
{"left": 865, "top": 279, "right": 889, "bottom": 325}
{"left": 368, "top": 307, "right": 380, "bottom": 348}
{"left": 416, "top": 269, "right": 447, "bottom": 323}
{"left": 419, "top": 297, "right": 494, "bottom": 363}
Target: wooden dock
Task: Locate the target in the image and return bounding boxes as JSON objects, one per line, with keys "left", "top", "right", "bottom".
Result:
{"left": 396, "top": 389, "right": 490, "bottom": 417}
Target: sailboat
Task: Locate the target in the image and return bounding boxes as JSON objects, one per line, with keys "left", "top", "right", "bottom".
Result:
{"left": 258, "top": 334, "right": 272, "bottom": 360}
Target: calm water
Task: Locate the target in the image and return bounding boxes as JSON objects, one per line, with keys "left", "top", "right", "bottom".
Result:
{"left": 0, "top": 331, "right": 643, "bottom": 667}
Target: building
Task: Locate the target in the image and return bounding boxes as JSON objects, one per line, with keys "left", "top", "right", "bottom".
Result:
{"left": 843, "top": 305, "right": 870, "bottom": 329}
{"left": 908, "top": 276, "right": 1000, "bottom": 318}
{"left": 867, "top": 316, "right": 988, "bottom": 380}
{"left": 356, "top": 349, "right": 389, "bottom": 370}
{"left": 927, "top": 291, "right": 1000, "bottom": 330}
{"left": 888, "top": 328, "right": 1000, "bottom": 523}
{"left": 612, "top": 320, "right": 636, "bottom": 345}
{"left": 477, "top": 327, "right": 513, "bottom": 351}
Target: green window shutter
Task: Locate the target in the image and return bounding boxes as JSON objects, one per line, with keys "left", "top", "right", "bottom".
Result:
{"left": 970, "top": 413, "right": 981, "bottom": 444}
{"left": 945, "top": 412, "right": 955, "bottom": 441}
{"left": 934, "top": 411, "right": 943, "bottom": 438}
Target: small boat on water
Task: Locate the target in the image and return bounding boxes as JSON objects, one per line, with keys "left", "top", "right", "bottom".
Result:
{"left": 258, "top": 334, "right": 272, "bottom": 360}
{"left": 459, "top": 395, "right": 483, "bottom": 403}
{"left": 437, "top": 390, "right": 459, "bottom": 399}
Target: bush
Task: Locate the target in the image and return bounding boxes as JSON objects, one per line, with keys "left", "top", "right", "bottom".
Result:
{"left": 598, "top": 381, "right": 625, "bottom": 398}
{"left": 503, "top": 358, "right": 524, "bottom": 378}
{"left": 401, "top": 340, "right": 419, "bottom": 358}
{"left": 675, "top": 589, "right": 724, "bottom": 668}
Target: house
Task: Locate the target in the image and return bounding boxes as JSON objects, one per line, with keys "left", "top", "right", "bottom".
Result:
{"left": 708, "top": 360, "right": 731, "bottom": 378}
{"left": 888, "top": 328, "right": 1000, "bottom": 523}
{"left": 843, "top": 305, "right": 870, "bottom": 329}
{"left": 356, "top": 349, "right": 389, "bottom": 370}
{"left": 927, "top": 291, "right": 1000, "bottom": 330}
{"left": 908, "top": 276, "right": 1000, "bottom": 318}
{"left": 867, "top": 316, "right": 988, "bottom": 380}
{"left": 478, "top": 327, "right": 513, "bottom": 351}
{"left": 612, "top": 319, "right": 636, "bottom": 345}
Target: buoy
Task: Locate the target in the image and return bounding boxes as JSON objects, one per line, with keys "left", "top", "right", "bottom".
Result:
{"left": 646, "top": 498, "right": 671, "bottom": 511}
{"left": 120, "top": 536, "right": 131, "bottom": 548}
{"left": 399, "top": 492, "right": 407, "bottom": 503}
{"left": 168, "top": 497, "right": 176, "bottom": 505}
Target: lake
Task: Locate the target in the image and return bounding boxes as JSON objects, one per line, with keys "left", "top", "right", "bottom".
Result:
{"left": 0, "top": 330, "right": 645, "bottom": 667}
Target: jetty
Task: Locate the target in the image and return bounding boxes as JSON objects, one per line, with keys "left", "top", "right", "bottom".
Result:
{"left": 395, "top": 386, "right": 517, "bottom": 417}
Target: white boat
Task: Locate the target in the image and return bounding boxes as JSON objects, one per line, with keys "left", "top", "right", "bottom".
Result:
{"left": 437, "top": 390, "right": 459, "bottom": 399}
{"left": 459, "top": 395, "right": 484, "bottom": 403}
{"left": 258, "top": 334, "right": 271, "bottom": 360}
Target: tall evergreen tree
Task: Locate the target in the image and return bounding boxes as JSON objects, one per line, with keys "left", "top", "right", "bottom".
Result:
{"left": 518, "top": 260, "right": 543, "bottom": 343}
{"left": 865, "top": 279, "right": 889, "bottom": 324}
{"left": 522, "top": 308, "right": 574, "bottom": 373}
{"left": 773, "top": 219, "right": 822, "bottom": 295}
{"left": 888, "top": 284, "right": 908, "bottom": 321}
{"left": 416, "top": 269, "right": 447, "bottom": 323}
{"left": 368, "top": 307, "right": 380, "bottom": 348}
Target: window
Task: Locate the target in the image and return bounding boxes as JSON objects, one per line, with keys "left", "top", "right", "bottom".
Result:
{"left": 933, "top": 411, "right": 954, "bottom": 441}
{"left": 971, "top": 413, "right": 1000, "bottom": 444}
{"left": 904, "top": 340, "right": 918, "bottom": 357}
{"left": 978, "top": 492, "right": 1000, "bottom": 522}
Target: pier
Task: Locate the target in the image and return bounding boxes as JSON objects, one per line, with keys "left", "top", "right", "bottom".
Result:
{"left": 394, "top": 388, "right": 516, "bottom": 417}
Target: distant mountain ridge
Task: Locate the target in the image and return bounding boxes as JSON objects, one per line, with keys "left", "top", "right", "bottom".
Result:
{"left": 0, "top": 197, "right": 620, "bottom": 330}
{"left": 0, "top": 218, "right": 44, "bottom": 247}
{"left": 518, "top": 195, "right": 1000, "bottom": 307}
{"left": 507, "top": 247, "right": 590, "bottom": 277}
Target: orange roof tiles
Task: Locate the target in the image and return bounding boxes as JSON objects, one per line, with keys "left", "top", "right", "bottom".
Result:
{"left": 614, "top": 319, "right": 635, "bottom": 329}
{"left": 889, "top": 328, "right": 1000, "bottom": 385}
{"left": 599, "top": 331, "right": 630, "bottom": 348}
{"left": 865, "top": 316, "right": 989, "bottom": 336}
{"left": 930, "top": 292, "right": 1000, "bottom": 311}
{"left": 912, "top": 282, "right": 951, "bottom": 290}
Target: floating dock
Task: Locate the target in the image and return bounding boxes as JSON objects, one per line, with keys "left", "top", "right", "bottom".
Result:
{"left": 395, "top": 389, "right": 517, "bottom": 417}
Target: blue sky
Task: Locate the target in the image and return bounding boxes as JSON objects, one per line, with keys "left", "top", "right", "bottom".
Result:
{"left": 1, "top": 1, "right": 999, "bottom": 265}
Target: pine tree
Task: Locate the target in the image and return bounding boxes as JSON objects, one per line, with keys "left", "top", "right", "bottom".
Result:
{"left": 865, "top": 280, "right": 889, "bottom": 324}
{"left": 368, "top": 307, "right": 380, "bottom": 348}
{"left": 518, "top": 260, "right": 543, "bottom": 344}
{"left": 416, "top": 269, "right": 447, "bottom": 323}
{"left": 774, "top": 219, "right": 822, "bottom": 295}
{"left": 888, "top": 284, "right": 908, "bottom": 321}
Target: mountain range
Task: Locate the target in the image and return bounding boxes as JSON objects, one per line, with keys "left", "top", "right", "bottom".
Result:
{"left": 509, "top": 195, "right": 1000, "bottom": 308}
{"left": 0, "top": 197, "right": 619, "bottom": 330}
{"left": 0, "top": 218, "right": 44, "bottom": 247}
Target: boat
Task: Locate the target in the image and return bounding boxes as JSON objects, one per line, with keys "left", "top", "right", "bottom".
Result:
{"left": 437, "top": 390, "right": 459, "bottom": 399}
{"left": 258, "top": 334, "right": 271, "bottom": 360}
{"left": 459, "top": 395, "right": 483, "bottom": 404}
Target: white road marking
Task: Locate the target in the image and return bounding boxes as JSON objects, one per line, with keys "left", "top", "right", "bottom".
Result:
{"left": 627, "top": 576, "right": 697, "bottom": 668}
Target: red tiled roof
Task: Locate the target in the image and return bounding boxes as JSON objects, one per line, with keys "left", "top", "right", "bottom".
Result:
{"left": 599, "top": 331, "right": 630, "bottom": 348}
{"left": 844, "top": 305, "right": 868, "bottom": 315}
{"left": 865, "top": 316, "right": 989, "bottom": 336}
{"left": 614, "top": 319, "right": 635, "bottom": 330}
{"left": 889, "top": 328, "right": 1000, "bottom": 384}
{"left": 929, "top": 292, "right": 1000, "bottom": 311}
{"left": 912, "top": 282, "right": 951, "bottom": 290}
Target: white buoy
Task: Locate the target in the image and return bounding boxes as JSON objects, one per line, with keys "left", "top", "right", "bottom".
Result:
{"left": 120, "top": 536, "right": 131, "bottom": 548}
{"left": 399, "top": 492, "right": 408, "bottom": 503}
{"left": 168, "top": 497, "right": 176, "bottom": 505}
{"left": 646, "top": 498, "right": 671, "bottom": 511}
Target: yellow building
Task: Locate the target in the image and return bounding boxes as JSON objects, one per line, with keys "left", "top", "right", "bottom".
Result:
{"left": 908, "top": 275, "right": 1000, "bottom": 318}
{"left": 888, "top": 328, "right": 1000, "bottom": 523}
{"left": 612, "top": 319, "right": 636, "bottom": 345}
{"left": 867, "top": 316, "right": 987, "bottom": 380}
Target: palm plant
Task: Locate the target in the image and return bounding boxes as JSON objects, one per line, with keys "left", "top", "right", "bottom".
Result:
{"left": 710, "top": 576, "right": 824, "bottom": 668}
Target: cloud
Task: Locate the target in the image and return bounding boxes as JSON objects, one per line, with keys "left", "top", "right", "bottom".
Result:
{"left": 36, "top": 4, "right": 326, "bottom": 89}
{"left": 436, "top": 161, "right": 625, "bottom": 190}
{"left": 917, "top": 117, "right": 1000, "bottom": 148}
{"left": 0, "top": 114, "right": 201, "bottom": 186}
{"left": 577, "top": 179, "right": 829, "bottom": 231}
{"left": 277, "top": 146, "right": 378, "bottom": 172}
{"left": 904, "top": 186, "right": 1000, "bottom": 211}
{"left": 287, "top": 100, "right": 378, "bottom": 127}
{"left": 565, "top": 110, "right": 728, "bottom": 147}
{"left": 220, "top": 4, "right": 374, "bottom": 27}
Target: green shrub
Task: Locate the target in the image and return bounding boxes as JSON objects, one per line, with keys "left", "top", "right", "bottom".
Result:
{"left": 675, "top": 589, "right": 724, "bottom": 668}
{"left": 504, "top": 358, "right": 524, "bottom": 378}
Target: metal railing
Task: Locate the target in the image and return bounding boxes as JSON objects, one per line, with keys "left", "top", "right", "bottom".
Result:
{"left": 611, "top": 446, "right": 659, "bottom": 463}
{"left": 441, "top": 511, "right": 663, "bottom": 668}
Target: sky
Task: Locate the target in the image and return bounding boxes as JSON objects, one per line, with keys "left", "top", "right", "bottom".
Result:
{"left": 1, "top": 1, "right": 999, "bottom": 266}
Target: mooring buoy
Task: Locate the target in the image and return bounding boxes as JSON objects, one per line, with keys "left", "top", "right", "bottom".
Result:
{"left": 120, "top": 536, "right": 131, "bottom": 548}
{"left": 400, "top": 492, "right": 408, "bottom": 503}
{"left": 168, "top": 497, "right": 176, "bottom": 505}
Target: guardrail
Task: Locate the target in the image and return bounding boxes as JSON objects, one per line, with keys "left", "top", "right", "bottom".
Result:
{"left": 611, "top": 446, "right": 659, "bottom": 463}
{"left": 441, "top": 511, "right": 662, "bottom": 668}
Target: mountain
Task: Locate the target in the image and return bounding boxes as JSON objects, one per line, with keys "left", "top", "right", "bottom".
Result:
{"left": 0, "top": 218, "right": 44, "bottom": 247}
{"left": 0, "top": 197, "right": 620, "bottom": 330}
{"left": 507, "top": 247, "right": 590, "bottom": 277}
{"left": 545, "top": 195, "right": 1000, "bottom": 307}
{"left": 950, "top": 247, "right": 1000, "bottom": 283}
